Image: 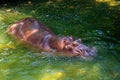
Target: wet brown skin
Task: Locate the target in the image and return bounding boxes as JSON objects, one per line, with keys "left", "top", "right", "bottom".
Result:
{"left": 8, "top": 18, "right": 97, "bottom": 58}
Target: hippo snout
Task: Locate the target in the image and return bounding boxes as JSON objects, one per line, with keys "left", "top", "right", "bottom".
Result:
{"left": 83, "top": 47, "right": 97, "bottom": 57}
{"left": 72, "top": 43, "right": 97, "bottom": 58}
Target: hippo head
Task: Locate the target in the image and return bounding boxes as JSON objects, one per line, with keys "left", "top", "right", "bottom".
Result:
{"left": 49, "top": 36, "right": 97, "bottom": 59}
{"left": 62, "top": 38, "right": 97, "bottom": 59}
{"left": 49, "top": 36, "right": 74, "bottom": 51}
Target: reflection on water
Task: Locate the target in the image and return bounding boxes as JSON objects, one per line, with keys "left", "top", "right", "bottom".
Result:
{"left": 0, "top": 0, "right": 120, "bottom": 80}
{"left": 96, "top": 0, "right": 120, "bottom": 6}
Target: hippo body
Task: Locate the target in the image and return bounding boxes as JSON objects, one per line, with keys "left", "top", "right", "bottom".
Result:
{"left": 8, "top": 18, "right": 97, "bottom": 58}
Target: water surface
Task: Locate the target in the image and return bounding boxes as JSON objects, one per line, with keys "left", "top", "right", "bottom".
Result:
{"left": 0, "top": 0, "right": 120, "bottom": 80}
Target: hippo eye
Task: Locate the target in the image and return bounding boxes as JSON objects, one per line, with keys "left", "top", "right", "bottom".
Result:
{"left": 63, "top": 40, "right": 68, "bottom": 45}
{"left": 63, "top": 39, "right": 70, "bottom": 45}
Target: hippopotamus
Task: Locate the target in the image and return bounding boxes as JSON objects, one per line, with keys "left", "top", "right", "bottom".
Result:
{"left": 8, "top": 18, "right": 97, "bottom": 59}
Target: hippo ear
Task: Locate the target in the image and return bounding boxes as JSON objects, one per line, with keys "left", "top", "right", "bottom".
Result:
{"left": 69, "top": 36, "right": 74, "bottom": 41}
{"left": 75, "top": 38, "right": 82, "bottom": 43}
{"left": 62, "top": 37, "right": 69, "bottom": 45}
{"left": 63, "top": 36, "right": 74, "bottom": 44}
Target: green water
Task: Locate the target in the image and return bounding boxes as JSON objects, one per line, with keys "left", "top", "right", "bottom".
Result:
{"left": 0, "top": 0, "right": 120, "bottom": 80}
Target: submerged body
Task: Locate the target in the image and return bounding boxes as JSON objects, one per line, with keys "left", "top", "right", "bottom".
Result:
{"left": 8, "top": 18, "right": 97, "bottom": 59}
